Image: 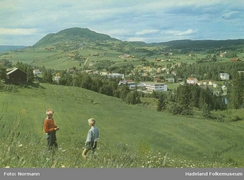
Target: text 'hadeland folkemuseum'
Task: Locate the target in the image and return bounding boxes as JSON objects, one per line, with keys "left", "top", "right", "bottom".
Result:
{"left": 185, "top": 171, "right": 243, "bottom": 177}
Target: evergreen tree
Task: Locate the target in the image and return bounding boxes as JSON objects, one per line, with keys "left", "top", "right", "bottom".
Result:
{"left": 202, "top": 103, "right": 211, "bottom": 118}
{"left": 176, "top": 84, "right": 192, "bottom": 114}
{"left": 125, "top": 92, "right": 136, "bottom": 104}
{"left": 81, "top": 73, "right": 92, "bottom": 89}
{"left": 99, "top": 85, "right": 113, "bottom": 96}
{"left": 91, "top": 78, "right": 103, "bottom": 92}
{"left": 42, "top": 70, "right": 53, "bottom": 83}
{"left": 229, "top": 72, "right": 244, "bottom": 109}
{"left": 119, "top": 85, "right": 130, "bottom": 100}
{"left": 157, "top": 94, "right": 166, "bottom": 111}
{"left": 0, "top": 66, "right": 6, "bottom": 81}
{"left": 26, "top": 67, "right": 34, "bottom": 83}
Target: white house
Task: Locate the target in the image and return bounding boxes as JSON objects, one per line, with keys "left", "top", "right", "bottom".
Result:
{"left": 208, "top": 80, "right": 214, "bottom": 86}
{"left": 33, "top": 69, "right": 41, "bottom": 75}
{"left": 54, "top": 76, "right": 61, "bottom": 82}
{"left": 197, "top": 81, "right": 202, "bottom": 86}
{"left": 142, "top": 82, "right": 167, "bottom": 92}
{"left": 100, "top": 72, "right": 108, "bottom": 76}
{"left": 219, "top": 73, "right": 229, "bottom": 80}
{"left": 186, "top": 77, "right": 198, "bottom": 85}
{"left": 107, "top": 73, "right": 124, "bottom": 79}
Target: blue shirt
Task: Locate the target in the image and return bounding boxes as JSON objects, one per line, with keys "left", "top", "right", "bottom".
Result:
{"left": 86, "top": 126, "right": 99, "bottom": 143}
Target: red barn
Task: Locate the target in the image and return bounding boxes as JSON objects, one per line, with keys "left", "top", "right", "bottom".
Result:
{"left": 6, "top": 68, "right": 27, "bottom": 84}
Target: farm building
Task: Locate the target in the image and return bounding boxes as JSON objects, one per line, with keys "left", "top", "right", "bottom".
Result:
{"left": 219, "top": 73, "right": 229, "bottom": 80}
{"left": 142, "top": 82, "right": 167, "bottom": 92}
{"left": 186, "top": 77, "right": 198, "bottom": 85}
{"left": 33, "top": 69, "right": 41, "bottom": 75}
{"left": 6, "top": 68, "right": 27, "bottom": 84}
{"left": 230, "top": 58, "right": 241, "bottom": 62}
{"left": 107, "top": 73, "right": 124, "bottom": 79}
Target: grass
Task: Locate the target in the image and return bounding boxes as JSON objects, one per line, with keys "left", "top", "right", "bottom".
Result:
{"left": 1, "top": 83, "right": 244, "bottom": 168}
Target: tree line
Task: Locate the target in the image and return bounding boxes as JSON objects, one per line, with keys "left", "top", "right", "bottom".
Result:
{"left": 42, "top": 69, "right": 141, "bottom": 105}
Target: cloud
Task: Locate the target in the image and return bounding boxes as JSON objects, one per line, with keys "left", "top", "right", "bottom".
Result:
{"left": 0, "top": 28, "right": 37, "bottom": 35}
{"left": 165, "top": 29, "right": 197, "bottom": 36}
{"left": 135, "top": 29, "right": 159, "bottom": 36}
{"left": 126, "top": 37, "right": 146, "bottom": 42}
{"left": 0, "top": 0, "right": 243, "bottom": 45}
{"left": 222, "top": 11, "right": 242, "bottom": 20}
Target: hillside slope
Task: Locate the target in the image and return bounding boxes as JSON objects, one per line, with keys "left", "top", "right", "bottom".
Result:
{"left": 0, "top": 84, "right": 244, "bottom": 167}
{"left": 34, "top": 27, "right": 120, "bottom": 47}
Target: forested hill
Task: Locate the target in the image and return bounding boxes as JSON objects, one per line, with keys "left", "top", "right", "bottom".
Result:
{"left": 151, "top": 39, "right": 244, "bottom": 51}
{"left": 33, "top": 27, "right": 121, "bottom": 47}
{"left": 32, "top": 27, "right": 244, "bottom": 50}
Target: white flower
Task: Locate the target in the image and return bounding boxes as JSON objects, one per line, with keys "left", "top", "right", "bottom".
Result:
{"left": 5, "top": 166, "right": 10, "bottom": 168}
{"left": 19, "top": 144, "right": 23, "bottom": 147}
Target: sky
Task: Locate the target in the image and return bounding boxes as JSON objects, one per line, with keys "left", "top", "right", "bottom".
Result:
{"left": 0, "top": 0, "right": 244, "bottom": 46}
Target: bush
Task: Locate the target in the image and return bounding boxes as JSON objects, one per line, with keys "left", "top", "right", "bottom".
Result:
{"left": 0, "top": 83, "right": 18, "bottom": 92}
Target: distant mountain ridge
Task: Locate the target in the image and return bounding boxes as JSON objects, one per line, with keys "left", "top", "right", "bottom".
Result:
{"left": 33, "top": 27, "right": 244, "bottom": 50}
{"left": 151, "top": 39, "right": 244, "bottom": 50}
{"left": 0, "top": 45, "right": 26, "bottom": 52}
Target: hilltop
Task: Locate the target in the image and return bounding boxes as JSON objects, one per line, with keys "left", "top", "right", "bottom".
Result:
{"left": 34, "top": 27, "right": 121, "bottom": 47}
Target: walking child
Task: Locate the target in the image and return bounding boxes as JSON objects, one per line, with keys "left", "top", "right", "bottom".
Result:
{"left": 82, "top": 118, "right": 99, "bottom": 158}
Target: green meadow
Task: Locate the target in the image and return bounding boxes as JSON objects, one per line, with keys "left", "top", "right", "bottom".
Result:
{"left": 1, "top": 83, "right": 244, "bottom": 168}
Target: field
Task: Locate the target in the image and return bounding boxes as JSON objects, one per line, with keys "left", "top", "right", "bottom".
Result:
{"left": 2, "top": 43, "right": 243, "bottom": 72}
{"left": 1, "top": 83, "right": 244, "bottom": 168}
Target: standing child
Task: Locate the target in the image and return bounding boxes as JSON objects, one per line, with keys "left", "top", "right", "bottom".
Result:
{"left": 43, "top": 109, "right": 59, "bottom": 150}
{"left": 82, "top": 118, "right": 99, "bottom": 158}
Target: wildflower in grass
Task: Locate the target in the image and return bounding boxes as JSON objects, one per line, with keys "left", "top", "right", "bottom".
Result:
{"left": 5, "top": 166, "right": 10, "bottom": 168}
{"left": 19, "top": 144, "right": 23, "bottom": 147}
{"left": 21, "top": 109, "right": 26, "bottom": 115}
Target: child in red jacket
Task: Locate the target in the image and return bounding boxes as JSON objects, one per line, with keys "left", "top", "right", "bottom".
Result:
{"left": 43, "top": 109, "right": 59, "bottom": 150}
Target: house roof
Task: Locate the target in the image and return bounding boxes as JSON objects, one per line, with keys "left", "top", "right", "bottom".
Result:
{"left": 6, "top": 68, "right": 26, "bottom": 75}
{"left": 7, "top": 68, "right": 18, "bottom": 75}
{"left": 230, "top": 58, "right": 241, "bottom": 61}
{"left": 187, "top": 77, "right": 196, "bottom": 80}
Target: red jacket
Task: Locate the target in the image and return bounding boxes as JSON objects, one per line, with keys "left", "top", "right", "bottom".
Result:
{"left": 44, "top": 118, "right": 57, "bottom": 133}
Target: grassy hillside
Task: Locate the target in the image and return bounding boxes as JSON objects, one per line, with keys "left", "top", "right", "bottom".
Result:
{"left": 1, "top": 83, "right": 244, "bottom": 168}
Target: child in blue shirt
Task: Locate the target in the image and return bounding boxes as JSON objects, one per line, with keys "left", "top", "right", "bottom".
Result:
{"left": 82, "top": 118, "right": 99, "bottom": 158}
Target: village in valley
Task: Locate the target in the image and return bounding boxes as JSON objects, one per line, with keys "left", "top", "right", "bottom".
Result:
{"left": 2, "top": 48, "right": 240, "bottom": 97}
{"left": 2, "top": 52, "right": 234, "bottom": 96}
{"left": 1, "top": 28, "right": 244, "bottom": 112}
